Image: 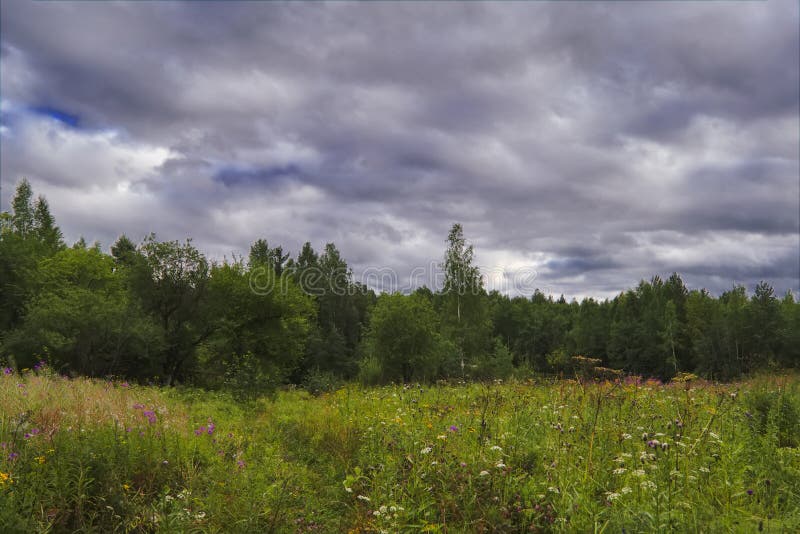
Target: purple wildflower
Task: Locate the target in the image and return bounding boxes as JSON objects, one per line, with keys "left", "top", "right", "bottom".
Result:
{"left": 449, "top": 425, "right": 459, "bottom": 432}
{"left": 3, "top": 367, "right": 12, "bottom": 375}
{"left": 133, "top": 403, "right": 145, "bottom": 410}
{"left": 8, "top": 452, "right": 19, "bottom": 461}
{"left": 747, "top": 489, "right": 754, "bottom": 496}
{"left": 33, "top": 361, "right": 46, "bottom": 371}
{"left": 120, "top": 382, "right": 129, "bottom": 388}
{"left": 142, "top": 410, "right": 157, "bottom": 424}
{"left": 237, "top": 459, "right": 246, "bottom": 469}
{"left": 207, "top": 422, "right": 215, "bottom": 435}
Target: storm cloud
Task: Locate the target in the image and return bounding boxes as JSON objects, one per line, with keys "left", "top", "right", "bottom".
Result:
{"left": 1, "top": 0, "right": 797, "bottom": 299}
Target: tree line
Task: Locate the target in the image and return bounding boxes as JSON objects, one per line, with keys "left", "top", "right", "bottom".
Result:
{"left": 0, "top": 179, "right": 797, "bottom": 392}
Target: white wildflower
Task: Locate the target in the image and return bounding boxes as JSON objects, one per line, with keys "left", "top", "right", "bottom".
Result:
{"left": 420, "top": 446, "right": 432, "bottom": 455}
{"left": 479, "top": 470, "right": 490, "bottom": 476}
{"left": 613, "top": 467, "right": 627, "bottom": 475}
{"left": 357, "top": 495, "right": 371, "bottom": 502}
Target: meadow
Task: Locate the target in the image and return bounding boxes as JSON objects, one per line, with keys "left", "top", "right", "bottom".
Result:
{"left": 1, "top": 367, "right": 799, "bottom": 533}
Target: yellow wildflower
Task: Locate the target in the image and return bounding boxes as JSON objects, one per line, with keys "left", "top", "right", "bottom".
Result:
{"left": 35, "top": 456, "right": 45, "bottom": 464}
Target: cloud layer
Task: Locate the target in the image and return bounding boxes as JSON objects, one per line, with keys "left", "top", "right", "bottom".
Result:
{"left": 1, "top": 1, "right": 798, "bottom": 299}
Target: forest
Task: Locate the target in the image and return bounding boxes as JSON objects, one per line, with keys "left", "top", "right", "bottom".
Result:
{"left": 1, "top": 179, "right": 798, "bottom": 392}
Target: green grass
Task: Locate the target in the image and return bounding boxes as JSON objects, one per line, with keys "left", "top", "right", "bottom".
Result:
{"left": 1, "top": 369, "right": 799, "bottom": 532}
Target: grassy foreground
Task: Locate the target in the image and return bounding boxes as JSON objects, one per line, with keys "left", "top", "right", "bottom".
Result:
{"left": 1, "top": 370, "right": 799, "bottom": 533}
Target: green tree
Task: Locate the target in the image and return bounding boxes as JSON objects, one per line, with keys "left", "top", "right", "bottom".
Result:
{"left": 363, "top": 293, "right": 445, "bottom": 383}
{"left": 249, "top": 238, "right": 290, "bottom": 276}
{"left": 201, "top": 259, "right": 315, "bottom": 391}
{"left": 3, "top": 247, "right": 162, "bottom": 377}
{"left": 128, "top": 235, "right": 212, "bottom": 385}
{"left": 440, "top": 223, "right": 492, "bottom": 373}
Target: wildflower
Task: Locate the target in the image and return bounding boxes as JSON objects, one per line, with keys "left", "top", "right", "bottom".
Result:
{"left": 236, "top": 460, "right": 245, "bottom": 469}
{"left": 496, "top": 462, "right": 506, "bottom": 469}
{"left": 420, "top": 446, "right": 432, "bottom": 455}
{"left": 123, "top": 483, "right": 131, "bottom": 491}
{"left": 613, "top": 467, "right": 627, "bottom": 475}
{"left": 357, "top": 495, "right": 371, "bottom": 502}
{"left": 143, "top": 410, "right": 157, "bottom": 424}
{"left": 120, "top": 382, "right": 129, "bottom": 388}
{"left": 133, "top": 403, "right": 144, "bottom": 410}
{"left": 621, "top": 486, "right": 632, "bottom": 495}
{"left": 490, "top": 445, "right": 502, "bottom": 452}
{"left": 34, "top": 361, "right": 46, "bottom": 371}
{"left": 746, "top": 489, "right": 754, "bottom": 496}
{"left": 436, "top": 434, "right": 447, "bottom": 440}
{"left": 640, "top": 480, "right": 657, "bottom": 491}
{"left": 449, "top": 425, "right": 459, "bottom": 432}
{"left": 661, "top": 442, "right": 670, "bottom": 451}
{"left": 195, "top": 511, "right": 206, "bottom": 519}
{"left": 207, "top": 422, "right": 215, "bottom": 435}
{"left": 621, "top": 433, "right": 632, "bottom": 440}
{"left": 372, "top": 510, "right": 381, "bottom": 517}
{"left": 479, "top": 470, "right": 490, "bottom": 476}
{"left": 547, "top": 486, "right": 560, "bottom": 494}
{"left": 8, "top": 452, "right": 18, "bottom": 461}
{"left": 699, "top": 467, "right": 710, "bottom": 474}
{"left": 35, "top": 456, "right": 45, "bottom": 464}
{"left": 3, "top": 367, "right": 12, "bottom": 375}
{"left": 0, "top": 472, "right": 10, "bottom": 486}
{"left": 633, "top": 469, "right": 646, "bottom": 477}
{"left": 344, "top": 487, "right": 353, "bottom": 493}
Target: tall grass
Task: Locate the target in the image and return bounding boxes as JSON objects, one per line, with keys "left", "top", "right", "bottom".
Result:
{"left": 1, "top": 367, "right": 799, "bottom": 532}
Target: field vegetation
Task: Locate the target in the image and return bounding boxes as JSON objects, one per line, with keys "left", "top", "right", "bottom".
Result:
{"left": 2, "top": 368, "right": 799, "bottom": 532}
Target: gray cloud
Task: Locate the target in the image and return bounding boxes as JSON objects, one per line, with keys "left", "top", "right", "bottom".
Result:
{"left": 1, "top": 0, "right": 797, "bottom": 300}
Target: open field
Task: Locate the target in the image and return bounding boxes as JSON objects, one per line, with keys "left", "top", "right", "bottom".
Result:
{"left": 1, "top": 370, "right": 799, "bottom": 533}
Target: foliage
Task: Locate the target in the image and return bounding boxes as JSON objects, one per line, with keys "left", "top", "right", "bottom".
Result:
{"left": 0, "top": 179, "right": 798, "bottom": 389}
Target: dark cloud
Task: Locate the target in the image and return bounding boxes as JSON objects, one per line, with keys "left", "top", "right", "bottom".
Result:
{"left": 1, "top": 0, "right": 797, "bottom": 299}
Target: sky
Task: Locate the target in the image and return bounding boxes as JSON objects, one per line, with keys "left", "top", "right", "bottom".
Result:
{"left": 1, "top": 0, "right": 798, "bottom": 300}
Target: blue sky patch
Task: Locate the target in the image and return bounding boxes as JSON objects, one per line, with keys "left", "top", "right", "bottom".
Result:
{"left": 31, "top": 105, "right": 80, "bottom": 128}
